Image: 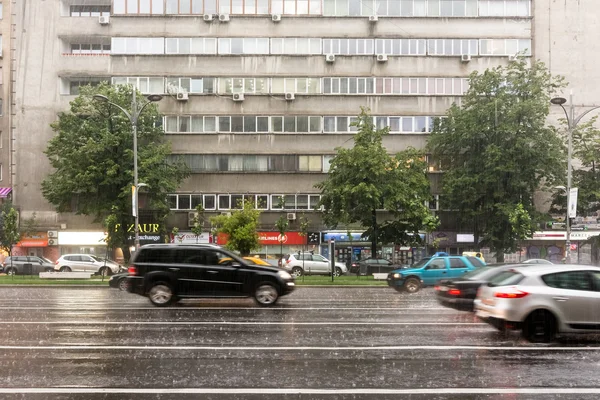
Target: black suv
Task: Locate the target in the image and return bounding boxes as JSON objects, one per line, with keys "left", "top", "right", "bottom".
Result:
{"left": 2, "top": 256, "right": 55, "bottom": 275}
{"left": 127, "top": 244, "right": 295, "bottom": 307}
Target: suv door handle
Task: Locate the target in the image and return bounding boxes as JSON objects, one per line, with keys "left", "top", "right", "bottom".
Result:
{"left": 553, "top": 296, "right": 569, "bottom": 302}
{"left": 207, "top": 270, "right": 219, "bottom": 274}
{"left": 168, "top": 268, "right": 180, "bottom": 272}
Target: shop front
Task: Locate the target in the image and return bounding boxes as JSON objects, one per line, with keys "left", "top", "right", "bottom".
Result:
{"left": 12, "top": 232, "right": 60, "bottom": 262}
{"left": 57, "top": 231, "right": 107, "bottom": 257}
{"left": 171, "top": 231, "right": 212, "bottom": 244}
{"left": 217, "top": 231, "right": 319, "bottom": 259}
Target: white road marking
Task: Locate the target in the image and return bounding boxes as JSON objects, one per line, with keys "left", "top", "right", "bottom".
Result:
{"left": 0, "top": 345, "right": 597, "bottom": 351}
{"left": 0, "top": 388, "right": 599, "bottom": 394}
{"left": 0, "top": 306, "right": 447, "bottom": 310}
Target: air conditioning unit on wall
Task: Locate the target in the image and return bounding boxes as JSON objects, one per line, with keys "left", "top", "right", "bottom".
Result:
{"left": 47, "top": 231, "right": 58, "bottom": 238}
{"left": 325, "top": 54, "right": 335, "bottom": 63}
{"left": 376, "top": 54, "right": 388, "bottom": 62}
{"left": 203, "top": 14, "right": 214, "bottom": 22}
{"left": 188, "top": 212, "right": 199, "bottom": 228}
{"left": 287, "top": 212, "right": 297, "bottom": 221}
{"left": 233, "top": 93, "right": 245, "bottom": 102}
{"left": 99, "top": 15, "right": 110, "bottom": 25}
{"left": 272, "top": 14, "right": 282, "bottom": 22}
{"left": 285, "top": 92, "right": 295, "bottom": 101}
{"left": 48, "top": 239, "right": 58, "bottom": 246}
{"left": 461, "top": 54, "right": 472, "bottom": 63}
{"left": 219, "top": 13, "right": 230, "bottom": 22}
{"left": 176, "top": 92, "right": 189, "bottom": 101}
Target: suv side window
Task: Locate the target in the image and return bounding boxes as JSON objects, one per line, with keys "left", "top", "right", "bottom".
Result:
{"left": 135, "top": 249, "right": 173, "bottom": 263}
{"left": 379, "top": 259, "right": 391, "bottom": 265}
{"left": 450, "top": 258, "right": 468, "bottom": 269}
{"left": 366, "top": 259, "right": 378, "bottom": 264}
{"left": 467, "top": 256, "right": 484, "bottom": 267}
{"left": 542, "top": 271, "right": 593, "bottom": 291}
{"left": 174, "top": 249, "right": 207, "bottom": 264}
{"left": 427, "top": 259, "right": 446, "bottom": 270}
{"left": 313, "top": 255, "right": 327, "bottom": 262}
{"left": 65, "top": 256, "right": 80, "bottom": 262}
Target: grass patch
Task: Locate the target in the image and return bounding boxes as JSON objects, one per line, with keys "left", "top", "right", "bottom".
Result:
{"left": 0, "top": 275, "right": 110, "bottom": 285}
{"left": 294, "top": 275, "right": 389, "bottom": 286}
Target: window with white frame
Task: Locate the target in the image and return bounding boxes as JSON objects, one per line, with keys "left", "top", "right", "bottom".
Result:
{"left": 170, "top": 193, "right": 324, "bottom": 211}
{"left": 426, "top": 39, "right": 479, "bottom": 56}
{"left": 218, "top": 78, "right": 269, "bottom": 94}
{"left": 218, "top": 0, "right": 270, "bottom": 14}
{"left": 271, "top": 0, "right": 321, "bottom": 14}
{"left": 428, "top": 0, "right": 478, "bottom": 17}
{"left": 163, "top": 0, "right": 207, "bottom": 14}
{"left": 270, "top": 116, "right": 322, "bottom": 133}
{"left": 166, "top": 77, "right": 216, "bottom": 94}
{"left": 270, "top": 38, "right": 322, "bottom": 55}
{"left": 113, "top": 0, "right": 165, "bottom": 14}
{"left": 374, "top": 39, "right": 427, "bottom": 56}
{"left": 323, "top": 77, "right": 468, "bottom": 95}
{"left": 165, "top": 38, "right": 218, "bottom": 54}
{"left": 322, "top": 39, "right": 374, "bottom": 55}
{"left": 67, "top": 78, "right": 110, "bottom": 95}
{"left": 218, "top": 38, "right": 270, "bottom": 55}
{"left": 172, "top": 154, "right": 331, "bottom": 173}
{"left": 70, "top": 43, "right": 111, "bottom": 55}
{"left": 70, "top": 5, "right": 111, "bottom": 16}
{"left": 270, "top": 78, "right": 320, "bottom": 94}
{"left": 479, "top": 38, "right": 531, "bottom": 56}
{"left": 111, "top": 37, "right": 165, "bottom": 54}
{"left": 112, "top": 77, "right": 165, "bottom": 94}
{"left": 165, "top": 116, "right": 218, "bottom": 133}
{"left": 0, "top": 3, "right": 3, "bottom": 19}
{"left": 322, "top": 0, "right": 478, "bottom": 17}
{"left": 299, "top": 156, "right": 323, "bottom": 172}
{"left": 479, "top": 0, "right": 530, "bottom": 17}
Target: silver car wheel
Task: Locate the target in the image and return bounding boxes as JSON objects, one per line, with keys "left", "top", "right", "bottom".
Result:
{"left": 291, "top": 267, "right": 303, "bottom": 278}
{"left": 255, "top": 284, "right": 279, "bottom": 306}
{"left": 333, "top": 267, "right": 342, "bottom": 277}
{"left": 6, "top": 268, "right": 16, "bottom": 276}
{"left": 149, "top": 284, "right": 173, "bottom": 306}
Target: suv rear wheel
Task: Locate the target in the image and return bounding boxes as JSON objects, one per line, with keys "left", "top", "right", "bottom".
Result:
{"left": 99, "top": 267, "right": 111, "bottom": 277}
{"left": 333, "top": 267, "right": 343, "bottom": 277}
{"left": 6, "top": 268, "right": 17, "bottom": 276}
{"left": 60, "top": 266, "right": 72, "bottom": 272}
{"left": 291, "top": 266, "right": 303, "bottom": 278}
{"left": 254, "top": 282, "right": 279, "bottom": 306}
{"left": 148, "top": 282, "right": 174, "bottom": 307}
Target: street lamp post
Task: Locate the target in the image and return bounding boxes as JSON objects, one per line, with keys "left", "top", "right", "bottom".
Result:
{"left": 551, "top": 94, "right": 600, "bottom": 263}
{"left": 93, "top": 91, "right": 163, "bottom": 252}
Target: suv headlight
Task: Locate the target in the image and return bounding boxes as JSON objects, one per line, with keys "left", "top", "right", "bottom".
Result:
{"left": 278, "top": 271, "right": 293, "bottom": 280}
{"left": 393, "top": 273, "right": 402, "bottom": 279}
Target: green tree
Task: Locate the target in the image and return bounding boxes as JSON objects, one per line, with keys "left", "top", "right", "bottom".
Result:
{"left": 191, "top": 204, "right": 205, "bottom": 243}
{"left": 41, "top": 83, "right": 189, "bottom": 262}
{"left": 427, "top": 59, "right": 566, "bottom": 261}
{"left": 274, "top": 197, "right": 289, "bottom": 261}
{"left": 551, "top": 116, "right": 600, "bottom": 217}
{"left": 210, "top": 200, "right": 261, "bottom": 256}
{"left": 0, "top": 204, "right": 21, "bottom": 270}
{"left": 316, "top": 107, "right": 438, "bottom": 257}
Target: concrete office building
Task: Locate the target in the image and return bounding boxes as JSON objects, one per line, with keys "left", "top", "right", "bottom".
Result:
{"left": 9, "top": 0, "right": 599, "bottom": 261}
{"left": 0, "top": 1, "right": 12, "bottom": 202}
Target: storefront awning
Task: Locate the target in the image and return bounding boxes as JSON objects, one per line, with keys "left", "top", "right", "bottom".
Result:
{"left": 0, "top": 187, "right": 12, "bottom": 198}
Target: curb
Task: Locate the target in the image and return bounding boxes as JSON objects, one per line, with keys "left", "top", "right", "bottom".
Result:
{"left": 0, "top": 284, "right": 390, "bottom": 288}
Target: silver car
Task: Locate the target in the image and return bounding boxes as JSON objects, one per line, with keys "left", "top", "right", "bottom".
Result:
{"left": 474, "top": 265, "right": 600, "bottom": 342}
{"left": 55, "top": 254, "right": 123, "bottom": 276}
{"left": 282, "top": 253, "right": 348, "bottom": 277}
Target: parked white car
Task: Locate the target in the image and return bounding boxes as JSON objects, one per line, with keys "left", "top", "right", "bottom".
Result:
{"left": 474, "top": 264, "right": 600, "bottom": 342}
{"left": 55, "top": 254, "right": 123, "bottom": 276}
{"left": 282, "top": 253, "right": 348, "bottom": 277}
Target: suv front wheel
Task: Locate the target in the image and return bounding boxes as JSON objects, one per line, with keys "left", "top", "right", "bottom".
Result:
{"left": 148, "top": 282, "right": 175, "bottom": 307}
{"left": 254, "top": 282, "right": 279, "bottom": 306}
{"left": 403, "top": 278, "right": 421, "bottom": 293}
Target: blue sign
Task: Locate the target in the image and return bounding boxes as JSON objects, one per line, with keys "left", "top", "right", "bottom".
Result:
{"left": 322, "top": 232, "right": 369, "bottom": 242}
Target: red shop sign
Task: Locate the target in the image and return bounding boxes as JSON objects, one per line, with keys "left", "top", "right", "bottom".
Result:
{"left": 217, "top": 232, "right": 307, "bottom": 246}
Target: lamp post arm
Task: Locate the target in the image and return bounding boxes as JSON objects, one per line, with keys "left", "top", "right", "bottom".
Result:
{"left": 573, "top": 106, "right": 600, "bottom": 127}
{"left": 557, "top": 104, "right": 570, "bottom": 129}
{"left": 135, "top": 100, "right": 156, "bottom": 121}
{"left": 101, "top": 100, "right": 132, "bottom": 122}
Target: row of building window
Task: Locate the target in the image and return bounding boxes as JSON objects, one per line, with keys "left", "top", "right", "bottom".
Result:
{"left": 171, "top": 154, "right": 335, "bottom": 173}
{"left": 70, "top": 6, "right": 112, "bottom": 16}
{"left": 112, "top": 0, "right": 531, "bottom": 17}
{"left": 70, "top": 44, "right": 112, "bottom": 55}
{"left": 164, "top": 115, "right": 437, "bottom": 133}
{"left": 109, "top": 37, "right": 531, "bottom": 56}
{"left": 67, "top": 76, "right": 469, "bottom": 96}
{"left": 168, "top": 192, "right": 441, "bottom": 211}
{"left": 168, "top": 193, "right": 323, "bottom": 211}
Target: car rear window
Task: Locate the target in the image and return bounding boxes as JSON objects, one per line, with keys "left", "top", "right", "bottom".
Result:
{"left": 488, "top": 270, "right": 525, "bottom": 287}
{"left": 135, "top": 248, "right": 173, "bottom": 263}
{"left": 467, "top": 256, "right": 484, "bottom": 267}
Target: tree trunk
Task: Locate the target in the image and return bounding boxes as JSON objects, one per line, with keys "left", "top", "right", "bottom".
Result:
{"left": 371, "top": 209, "right": 378, "bottom": 257}
{"left": 496, "top": 250, "right": 505, "bottom": 263}
{"left": 122, "top": 245, "right": 131, "bottom": 265}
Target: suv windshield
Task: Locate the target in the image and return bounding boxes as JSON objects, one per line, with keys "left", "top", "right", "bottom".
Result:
{"left": 410, "top": 258, "right": 431, "bottom": 269}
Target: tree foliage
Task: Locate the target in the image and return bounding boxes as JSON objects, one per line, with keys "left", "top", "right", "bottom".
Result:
{"left": 0, "top": 203, "right": 21, "bottom": 257}
{"left": 191, "top": 204, "right": 205, "bottom": 243}
{"left": 210, "top": 200, "right": 261, "bottom": 256}
{"left": 316, "top": 108, "right": 438, "bottom": 255}
{"left": 41, "top": 83, "right": 189, "bottom": 260}
{"left": 427, "top": 59, "right": 566, "bottom": 260}
{"left": 551, "top": 116, "right": 600, "bottom": 217}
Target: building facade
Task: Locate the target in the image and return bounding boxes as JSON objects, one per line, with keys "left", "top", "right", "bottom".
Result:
{"left": 10, "top": 0, "right": 600, "bottom": 261}
{"left": 0, "top": 1, "right": 12, "bottom": 203}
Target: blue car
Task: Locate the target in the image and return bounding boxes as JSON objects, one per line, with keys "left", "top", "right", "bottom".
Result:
{"left": 387, "top": 255, "right": 486, "bottom": 293}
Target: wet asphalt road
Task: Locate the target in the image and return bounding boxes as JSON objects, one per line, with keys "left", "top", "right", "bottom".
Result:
{"left": 0, "top": 286, "right": 600, "bottom": 399}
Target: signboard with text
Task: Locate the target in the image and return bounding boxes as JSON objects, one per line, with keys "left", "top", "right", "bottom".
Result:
{"left": 217, "top": 232, "right": 307, "bottom": 246}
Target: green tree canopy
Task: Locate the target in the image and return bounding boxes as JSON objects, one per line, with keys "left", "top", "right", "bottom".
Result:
{"left": 551, "top": 116, "right": 600, "bottom": 218}
{"left": 427, "top": 59, "right": 566, "bottom": 261}
{"left": 316, "top": 108, "right": 438, "bottom": 256}
{"left": 0, "top": 203, "right": 21, "bottom": 258}
{"left": 210, "top": 200, "right": 261, "bottom": 256}
{"left": 42, "top": 83, "right": 189, "bottom": 261}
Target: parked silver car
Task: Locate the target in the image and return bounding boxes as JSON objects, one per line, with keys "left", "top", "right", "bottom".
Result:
{"left": 54, "top": 254, "right": 123, "bottom": 276}
{"left": 474, "top": 264, "right": 600, "bottom": 342}
{"left": 282, "top": 252, "right": 348, "bottom": 277}
{"left": 2, "top": 256, "right": 55, "bottom": 275}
